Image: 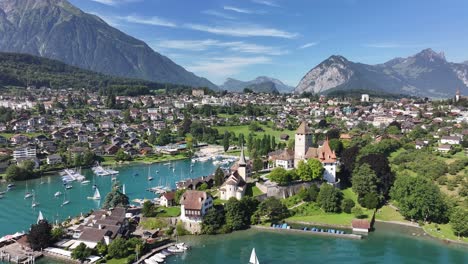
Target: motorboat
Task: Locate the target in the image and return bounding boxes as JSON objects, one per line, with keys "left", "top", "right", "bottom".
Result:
{"left": 24, "top": 192, "right": 33, "bottom": 199}
{"left": 150, "top": 255, "right": 164, "bottom": 263}
{"left": 54, "top": 191, "right": 62, "bottom": 197}
{"left": 167, "top": 246, "right": 185, "bottom": 253}
{"left": 81, "top": 180, "right": 91, "bottom": 185}
{"left": 7, "top": 184, "right": 15, "bottom": 188}
{"left": 65, "top": 184, "right": 73, "bottom": 190}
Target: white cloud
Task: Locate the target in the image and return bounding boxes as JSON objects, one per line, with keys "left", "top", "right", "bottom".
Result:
{"left": 223, "top": 6, "right": 253, "bottom": 14}
{"left": 184, "top": 23, "right": 298, "bottom": 39}
{"left": 90, "top": 0, "right": 142, "bottom": 6}
{"left": 202, "top": 10, "right": 236, "bottom": 20}
{"left": 299, "top": 42, "right": 318, "bottom": 49}
{"left": 252, "top": 0, "right": 279, "bottom": 7}
{"left": 154, "top": 39, "right": 287, "bottom": 55}
{"left": 187, "top": 56, "right": 272, "bottom": 80}
{"left": 119, "top": 15, "right": 177, "bottom": 27}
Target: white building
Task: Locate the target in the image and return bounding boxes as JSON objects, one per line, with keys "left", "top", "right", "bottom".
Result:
{"left": 180, "top": 190, "right": 213, "bottom": 223}
{"left": 219, "top": 147, "right": 250, "bottom": 200}
{"left": 440, "top": 136, "right": 461, "bottom": 145}
{"left": 13, "top": 146, "right": 37, "bottom": 161}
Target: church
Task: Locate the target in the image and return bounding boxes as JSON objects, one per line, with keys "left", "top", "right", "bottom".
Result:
{"left": 219, "top": 147, "right": 250, "bottom": 200}
{"left": 269, "top": 121, "right": 338, "bottom": 183}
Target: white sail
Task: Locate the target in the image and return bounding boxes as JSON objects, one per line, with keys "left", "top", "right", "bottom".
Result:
{"left": 94, "top": 188, "right": 101, "bottom": 199}
{"left": 37, "top": 211, "right": 44, "bottom": 223}
{"left": 249, "top": 248, "right": 259, "bottom": 264}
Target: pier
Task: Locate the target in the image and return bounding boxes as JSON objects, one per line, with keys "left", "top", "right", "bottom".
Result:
{"left": 0, "top": 239, "right": 43, "bottom": 264}
{"left": 252, "top": 225, "right": 362, "bottom": 240}
{"left": 135, "top": 242, "right": 175, "bottom": 264}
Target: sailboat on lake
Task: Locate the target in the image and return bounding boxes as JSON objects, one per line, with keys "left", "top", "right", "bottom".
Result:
{"left": 61, "top": 191, "right": 70, "bottom": 206}
{"left": 24, "top": 183, "right": 33, "bottom": 199}
{"left": 31, "top": 191, "right": 39, "bottom": 208}
{"left": 147, "top": 166, "right": 153, "bottom": 181}
{"left": 249, "top": 248, "right": 260, "bottom": 264}
{"left": 87, "top": 187, "right": 101, "bottom": 200}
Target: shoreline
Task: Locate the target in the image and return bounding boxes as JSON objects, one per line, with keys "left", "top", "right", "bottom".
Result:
{"left": 375, "top": 220, "right": 468, "bottom": 247}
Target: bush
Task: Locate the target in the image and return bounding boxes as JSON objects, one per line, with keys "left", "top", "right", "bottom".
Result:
{"left": 126, "top": 255, "right": 136, "bottom": 264}
{"left": 176, "top": 223, "right": 190, "bottom": 236}
{"left": 341, "top": 198, "right": 355, "bottom": 214}
{"left": 352, "top": 206, "right": 366, "bottom": 219}
{"left": 437, "top": 176, "right": 448, "bottom": 185}
{"left": 317, "top": 184, "right": 342, "bottom": 213}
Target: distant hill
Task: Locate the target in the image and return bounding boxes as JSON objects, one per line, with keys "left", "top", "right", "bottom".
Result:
{"left": 295, "top": 49, "right": 468, "bottom": 98}
{"left": 220, "top": 76, "right": 293, "bottom": 93}
{"left": 0, "top": 52, "right": 198, "bottom": 95}
{"left": 244, "top": 81, "right": 279, "bottom": 94}
{"left": 0, "top": 0, "right": 217, "bottom": 90}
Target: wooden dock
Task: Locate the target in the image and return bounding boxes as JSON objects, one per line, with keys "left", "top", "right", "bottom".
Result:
{"left": 252, "top": 225, "right": 362, "bottom": 240}
{"left": 135, "top": 242, "right": 174, "bottom": 264}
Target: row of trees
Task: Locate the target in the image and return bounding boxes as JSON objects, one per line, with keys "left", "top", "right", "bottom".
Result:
{"left": 268, "top": 160, "right": 324, "bottom": 186}
{"left": 201, "top": 197, "right": 289, "bottom": 234}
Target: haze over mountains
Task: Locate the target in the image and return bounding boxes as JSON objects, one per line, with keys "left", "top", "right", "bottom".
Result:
{"left": 0, "top": 0, "right": 217, "bottom": 90}
{"left": 295, "top": 49, "right": 468, "bottom": 98}
{"left": 220, "top": 76, "right": 294, "bottom": 94}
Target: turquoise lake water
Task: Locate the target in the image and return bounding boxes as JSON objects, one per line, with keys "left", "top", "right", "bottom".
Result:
{"left": 0, "top": 159, "right": 218, "bottom": 236}
{"left": 1, "top": 160, "right": 467, "bottom": 263}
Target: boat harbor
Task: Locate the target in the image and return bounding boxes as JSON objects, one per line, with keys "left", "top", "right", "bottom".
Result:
{"left": 0, "top": 233, "right": 43, "bottom": 264}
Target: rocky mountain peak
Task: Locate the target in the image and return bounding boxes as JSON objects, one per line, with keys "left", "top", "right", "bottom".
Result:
{"left": 415, "top": 48, "right": 446, "bottom": 62}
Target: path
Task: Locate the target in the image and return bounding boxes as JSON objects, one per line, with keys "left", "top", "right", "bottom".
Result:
{"left": 288, "top": 201, "right": 305, "bottom": 210}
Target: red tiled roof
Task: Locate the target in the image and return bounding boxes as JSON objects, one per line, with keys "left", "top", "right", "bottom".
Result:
{"left": 352, "top": 219, "right": 370, "bottom": 229}
{"left": 180, "top": 190, "right": 211, "bottom": 210}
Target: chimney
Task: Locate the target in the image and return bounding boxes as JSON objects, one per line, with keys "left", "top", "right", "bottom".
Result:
{"left": 98, "top": 224, "right": 102, "bottom": 230}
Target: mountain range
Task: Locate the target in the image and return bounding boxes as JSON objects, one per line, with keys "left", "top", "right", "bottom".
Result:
{"left": 220, "top": 76, "right": 294, "bottom": 94}
{"left": 0, "top": 0, "right": 217, "bottom": 90}
{"left": 295, "top": 49, "right": 468, "bottom": 98}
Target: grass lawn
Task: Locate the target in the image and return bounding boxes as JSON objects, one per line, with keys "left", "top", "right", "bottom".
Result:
{"left": 156, "top": 206, "right": 181, "bottom": 217}
{"left": 0, "top": 132, "right": 46, "bottom": 139}
{"left": 213, "top": 197, "right": 228, "bottom": 205}
{"left": 245, "top": 182, "right": 264, "bottom": 197}
{"left": 107, "top": 258, "right": 128, "bottom": 264}
{"left": 375, "top": 205, "right": 406, "bottom": 222}
{"left": 139, "top": 218, "right": 168, "bottom": 230}
{"left": 214, "top": 124, "right": 295, "bottom": 141}
{"left": 101, "top": 154, "right": 188, "bottom": 165}
{"left": 423, "top": 223, "right": 468, "bottom": 243}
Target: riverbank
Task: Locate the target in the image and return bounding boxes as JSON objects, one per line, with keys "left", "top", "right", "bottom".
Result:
{"left": 251, "top": 225, "right": 361, "bottom": 239}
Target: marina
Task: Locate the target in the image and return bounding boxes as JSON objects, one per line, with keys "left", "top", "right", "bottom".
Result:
{"left": 0, "top": 158, "right": 219, "bottom": 237}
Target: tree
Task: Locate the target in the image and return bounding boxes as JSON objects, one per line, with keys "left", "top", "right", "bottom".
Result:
{"left": 305, "top": 184, "right": 320, "bottom": 202}
{"left": 359, "top": 153, "right": 394, "bottom": 198}
{"left": 252, "top": 158, "right": 263, "bottom": 173}
{"left": 103, "top": 183, "right": 129, "bottom": 209}
{"left": 296, "top": 159, "right": 324, "bottom": 182}
{"left": 223, "top": 132, "right": 230, "bottom": 152}
{"left": 27, "top": 220, "right": 52, "bottom": 251}
{"left": 317, "top": 184, "right": 342, "bottom": 213}
{"left": 197, "top": 182, "right": 209, "bottom": 191}
{"left": 268, "top": 167, "right": 291, "bottom": 186}
{"left": 340, "top": 146, "right": 360, "bottom": 185}
{"left": 142, "top": 200, "right": 156, "bottom": 217}
{"left": 214, "top": 167, "right": 225, "bottom": 187}
{"left": 450, "top": 207, "right": 468, "bottom": 237}
{"left": 51, "top": 227, "right": 64, "bottom": 241}
{"left": 341, "top": 198, "right": 355, "bottom": 213}
{"left": 352, "top": 164, "right": 379, "bottom": 199}
{"left": 108, "top": 238, "right": 129, "bottom": 259}
{"left": 361, "top": 192, "right": 379, "bottom": 209}
{"left": 71, "top": 243, "right": 92, "bottom": 263}
{"left": 175, "top": 189, "right": 186, "bottom": 205}
{"left": 256, "top": 197, "right": 289, "bottom": 222}
{"left": 96, "top": 241, "right": 108, "bottom": 256}
{"left": 201, "top": 208, "right": 225, "bottom": 235}
{"left": 390, "top": 176, "right": 447, "bottom": 223}
{"left": 329, "top": 139, "right": 343, "bottom": 156}
{"left": 225, "top": 198, "right": 246, "bottom": 231}
{"left": 115, "top": 149, "right": 131, "bottom": 162}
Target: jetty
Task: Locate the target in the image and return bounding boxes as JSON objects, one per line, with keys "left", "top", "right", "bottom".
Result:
{"left": 0, "top": 235, "right": 43, "bottom": 264}
{"left": 252, "top": 225, "right": 362, "bottom": 240}
{"left": 135, "top": 242, "right": 174, "bottom": 264}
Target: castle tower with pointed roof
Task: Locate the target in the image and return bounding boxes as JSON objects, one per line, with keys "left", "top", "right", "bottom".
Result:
{"left": 238, "top": 145, "right": 248, "bottom": 181}
{"left": 294, "top": 121, "right": 313, "bottom": 167}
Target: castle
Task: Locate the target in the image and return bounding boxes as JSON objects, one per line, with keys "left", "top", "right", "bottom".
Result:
{"left": 219, "top": 146, "right": 250, "bottom": 200}
{"left": 269, "top": 121, "right": 338, "bottom": 183}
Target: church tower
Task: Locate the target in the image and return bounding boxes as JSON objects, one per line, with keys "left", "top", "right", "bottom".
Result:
{"left": 294, "top": 121, "right": 312, "bottom": 167}
{"left": 455, "top": 88, "right": 461, "bottom": 102}
{"left": 237, "top": 145, "right": 248, "bottom": 181}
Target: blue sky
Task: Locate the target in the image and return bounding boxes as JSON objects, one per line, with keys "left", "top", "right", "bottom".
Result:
{"left": 69, "top": 0, "right": 468, "bottom": 86}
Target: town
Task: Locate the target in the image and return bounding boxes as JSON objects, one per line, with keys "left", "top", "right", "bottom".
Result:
{"left": 0, "top": 86, "right": 467, "bottom": 263}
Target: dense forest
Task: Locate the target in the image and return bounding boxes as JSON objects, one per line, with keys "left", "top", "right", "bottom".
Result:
{"left": 0, "top": 52, "right": 212, "bottom": 95}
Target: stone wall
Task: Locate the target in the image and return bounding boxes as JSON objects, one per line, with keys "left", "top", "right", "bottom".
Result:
{"left": 256, "top": 181, "right": 316, "bottom": 199}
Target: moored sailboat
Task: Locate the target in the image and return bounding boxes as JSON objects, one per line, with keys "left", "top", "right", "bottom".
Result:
{"left": 87, "top": 188, "right": 101, "bottom": 200}
{"left": 249, "top": 248, "right": 260, "bottom": 264}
